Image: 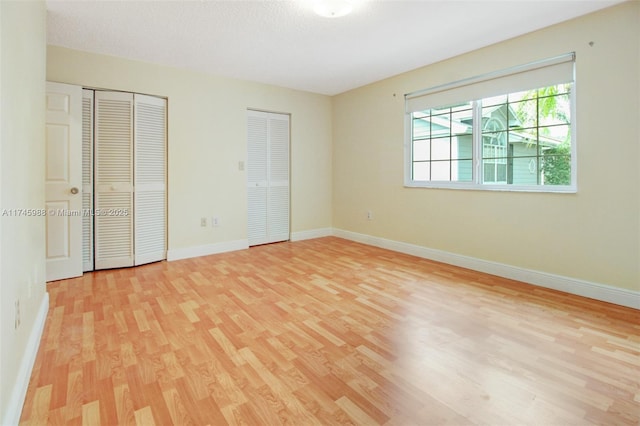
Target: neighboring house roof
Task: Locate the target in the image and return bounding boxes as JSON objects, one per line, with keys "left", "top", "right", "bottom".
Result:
{"left": 414, "top": 103, "right": 565, "bottom": 148}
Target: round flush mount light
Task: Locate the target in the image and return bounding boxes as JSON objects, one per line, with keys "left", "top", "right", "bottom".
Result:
{"left": 313, "top": 0, "right": 354, "bottom": 18}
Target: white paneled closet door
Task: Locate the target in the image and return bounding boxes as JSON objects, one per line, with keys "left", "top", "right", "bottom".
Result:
{"left": 134, "top": 94, "right": 167, "bottom": 265}
{"left": 247, "top": 110, "right": 290, "bottom": 246}
{"left": 45, "top": 82, "right": 83, "bottom": 282}
{"left": 94, "top": 91, "right": 134, "bottom": 269}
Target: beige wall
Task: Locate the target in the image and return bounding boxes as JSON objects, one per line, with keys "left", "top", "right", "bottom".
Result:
{"left": 0, "top": 0, "right": 47, "bottom": 421}
{"left": 47, "top": 46, "right": 333, "bottom": 251}
{"left": 332, "top": 2, "right": 640, "bottom": 291}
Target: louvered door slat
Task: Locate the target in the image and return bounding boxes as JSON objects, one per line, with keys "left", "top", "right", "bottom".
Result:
{"left": 248, "top": 187, "right": 268, "bottom": 245}
{"left": 94, "top": 91, "right": 134, "bottom": 269}
{"left": 267, "top": 114, "right": 290, "bottom": 243}
{"left": 134, "top": 94, "right": 167, "bottom": 265}
{"left": 247, "top": 114, "right": 268, "bottom": 183}
{"left": 95, "top": 193, "right": 133, "bottom": 260}
{"left": 82, "top": 89, "right": 94, "bottom": 272}
{"left": 247, "top": 111, "right": 269, "bottom": 245}
{"left": 267, "top": 185, "right": 289, "bottom": 242}
{"left": 269, "top": 117, "right": 289, "bottom": 182}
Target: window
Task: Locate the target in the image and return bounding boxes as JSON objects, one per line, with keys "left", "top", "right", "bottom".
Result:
{"left": 405, "top": 53, "right": 575, "bottom": 192}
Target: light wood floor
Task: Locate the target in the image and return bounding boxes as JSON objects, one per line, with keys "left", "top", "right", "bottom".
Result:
{"left": 20, "top": 237, "right": 640, "bottom": 425}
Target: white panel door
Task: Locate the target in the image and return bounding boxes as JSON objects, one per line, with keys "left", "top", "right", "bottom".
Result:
{"left": 82, "top": 89, "right": 94, "bottom": 272}
{"left": 247, "top": 110, "right": 289, "bottom": 246}
{"left": 45, "top": 82, "right": 83, "bottom": 281}
{"left": 94, "top": 91, "right": 134, "bottom": 269}
{"left": 134, "top": 94, "right": 167, "bottom": 265}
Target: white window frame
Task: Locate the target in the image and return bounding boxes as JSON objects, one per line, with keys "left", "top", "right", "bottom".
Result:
{"left": 404, "top": 53, "right": 577, "bottom": 193}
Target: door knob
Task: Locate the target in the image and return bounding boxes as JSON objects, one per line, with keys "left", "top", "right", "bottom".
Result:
{"left": 70, "top": 187, "right": 79, "bottom": 195}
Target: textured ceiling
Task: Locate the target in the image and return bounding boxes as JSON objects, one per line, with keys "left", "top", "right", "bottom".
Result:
{"left": 46, "top": 0, "right": 623, "bottom": 95}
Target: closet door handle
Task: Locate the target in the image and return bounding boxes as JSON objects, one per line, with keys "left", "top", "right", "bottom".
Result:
{"left": 70, "top": 187, "right": 79, "bottom": 195}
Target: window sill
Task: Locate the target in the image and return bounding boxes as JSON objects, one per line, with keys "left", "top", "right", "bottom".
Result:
{"left": 404, "top": 181, "right": 577, "bottom": 193}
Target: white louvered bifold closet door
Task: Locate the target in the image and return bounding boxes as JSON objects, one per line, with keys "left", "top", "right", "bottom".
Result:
{"left": 247, "top": 110, "right": 289, "bottom": 246}
{"left": 94, "top": 91, "right": 134, "bottom": 269}
{"left": 82, "top": 89, "right": 94, "bottom": 272}
{"left": 267, "top": 115, "right": 290, "bottom": 243}
{"left": 134, "top": 94, "right": 167, "bottom": 265}
{"left": 247, "top": 112, "right": 268, "bottom": 245}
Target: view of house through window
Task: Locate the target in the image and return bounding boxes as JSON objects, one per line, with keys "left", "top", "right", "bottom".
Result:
{"left": 409, "top": 83, "right": 573, "bottom": 189}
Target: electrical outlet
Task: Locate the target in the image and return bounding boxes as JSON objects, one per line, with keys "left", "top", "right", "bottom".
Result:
{"left": 200, "top": 217, "right": 207, "bottom": 227}
{"left": 212, "top": 217, "right": 219, "bottom": 227}
{"left": 366, "top": 210, "right": 373, "bottom": 220}
{"left": 15, "top": 299, "right": 20, "bottom": 330}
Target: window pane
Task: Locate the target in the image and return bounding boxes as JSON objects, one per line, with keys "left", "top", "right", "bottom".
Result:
{"left": 511, "top": 157, "right": 539, "bottom": 185}
{"left": 483, "top": 160, "right": 508, "bottom": 184}
{"left": 453, "top": 160, "right": 473, "bottom": 182}
{"left": 482, "top": 114, "right": 507, "bottom": 161}
{"left": 413, "top": 115, "right": 431, "bottom": 139}
{"left": 539, "top": 94, "right": 570, "bottom": 126}
{"left": 451, "top": 109, "right": 473, "bottom": 135}
{"left": 482, "top": 138, "right": 508, "bottom": 159}
{"left": 413, "top": 139, "right": 430, "bottom": 161}
{"left": 456, "top": 136, "right": 473, "bottom": 160}
{"left": 542, "top": 155, "right": 571, "bottom": 185}
{"left": 482, "top": 115, "right": 507, "bottom": 133}
{"left": 413, "top": 162, "right": 430, "bottom": 181}
{"left": 496, "top": 163, "right": 507, "bottom": 182}
{"left": 431, "top": 161, "right": 450, "bottom": 181}
{"left": 510, "top": 136, "right": 539, "bottom": 157}
{"left": 509, "top": 140, "right": 538, "bottom": 158}
{"left": 430, "top": 114, "right": 451, "bottom": 138}
{"left": 540, "top": 124, "right": 570, "bottom": 142}
{"left": 431, "top": 137, "right": 451, "bottom": 161}
{"left": 483, "top": 162, "right": 496, "bottom": 183}
{"left": 509, "top": 99, "right": 537, "bottom": 129}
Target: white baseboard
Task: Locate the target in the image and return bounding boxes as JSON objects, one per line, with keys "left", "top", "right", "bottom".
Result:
{"left": 167, "top": 239, "right": 248, "bottom": 261}
{"left": 290, "top": 228, "right": 333, "bottom": 241}
{"left": 3, "top": 292, "right": 49, "bottom": 426}
{"left": 333, "top": 228, "right": 639, "bottom": 310}
{"left": 167, "top": 229, "right": 336, "bottom": 261}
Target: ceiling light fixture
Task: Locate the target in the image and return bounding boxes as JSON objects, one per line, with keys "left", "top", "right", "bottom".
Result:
{"left": 313, "top": 0, "right": 354, "bottom": 18}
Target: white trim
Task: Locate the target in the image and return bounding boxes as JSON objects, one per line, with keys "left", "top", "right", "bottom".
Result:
{"left": 403, "top": 181, "right": 577, "bottom": 193}
{"left": 290, "top": 228, "right": 333, "bottom": 241}
{"left": 3, "top": 293, "right": 49, "bottom": 426}
{"left": 332, "top": 228, "right": 639, "bottom": 310}
{"left": 167, "top": 239, "right": 248, "bottom": 261}
{"left": 404, "top": 53, "right": 577, "bottom": 193}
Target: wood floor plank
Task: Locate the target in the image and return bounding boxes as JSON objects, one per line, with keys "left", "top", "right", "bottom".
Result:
{"left": 19, "top": 237, "right": 640, "bottom": 425}
{"left": 335, "top": 395, "right": 378, "bottom": 425}
{"left": 82, "top": 400, "right": 100, "bottom": 426}
{"left": 134, "top": 406, "right": 155, "bottom": 426}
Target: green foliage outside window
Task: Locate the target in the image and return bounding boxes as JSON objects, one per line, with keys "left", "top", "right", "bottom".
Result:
{"left": 515, "top": 84, "right": 572, "bottom": 185}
